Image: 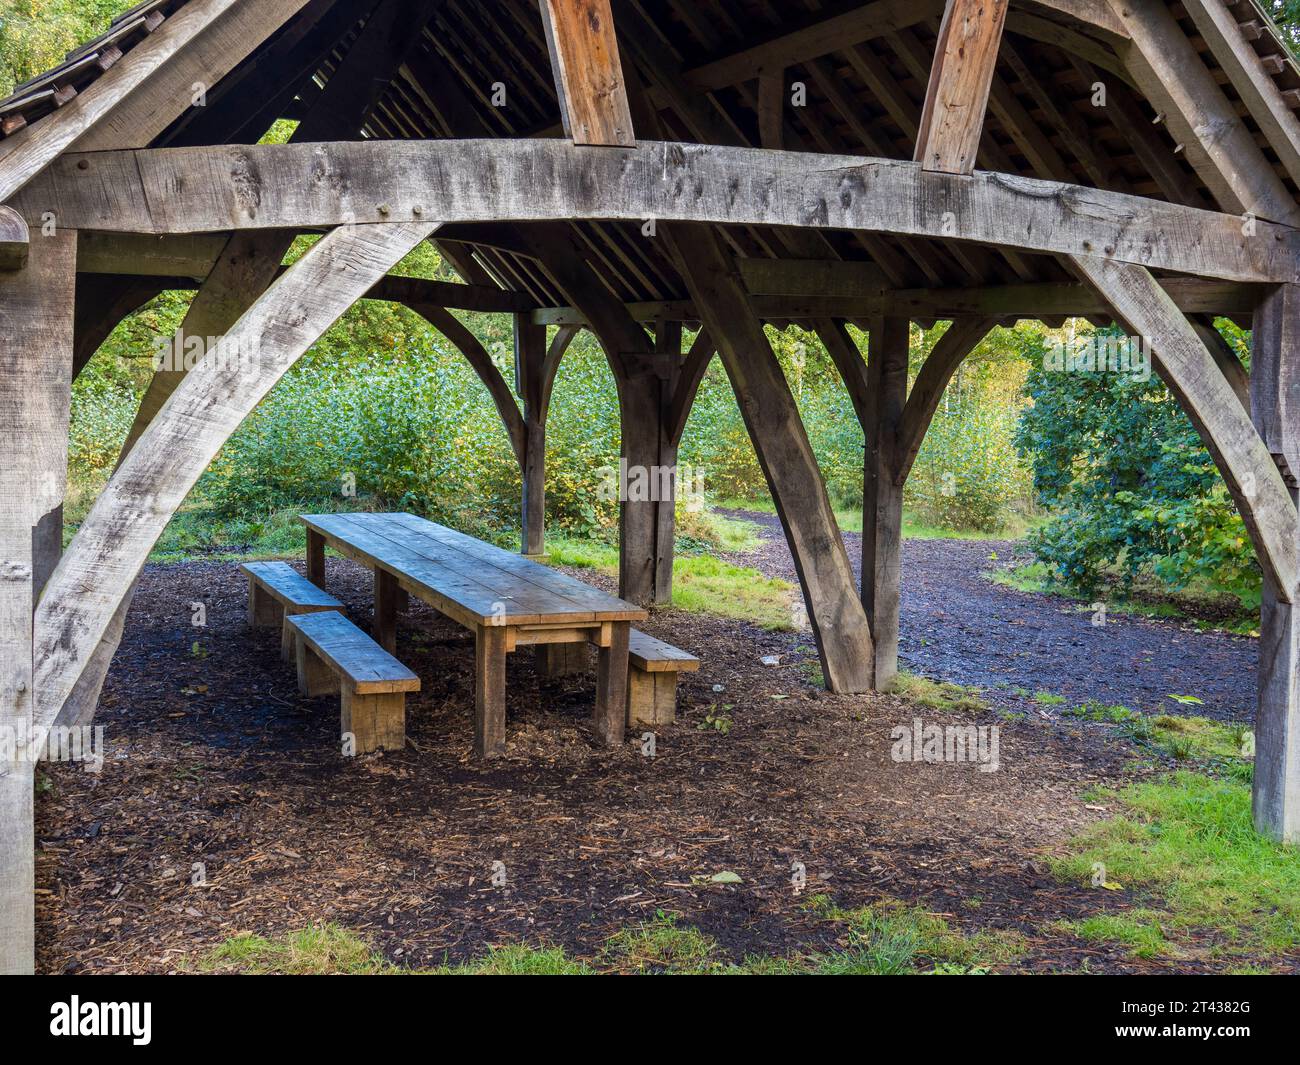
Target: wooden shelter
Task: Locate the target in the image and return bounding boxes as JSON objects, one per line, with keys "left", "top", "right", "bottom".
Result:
{"left": 3, "top": 0, "right": 1300, "bottom": 973}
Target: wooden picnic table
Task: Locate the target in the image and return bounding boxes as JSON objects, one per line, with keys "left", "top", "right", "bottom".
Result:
{"left": 299, "top": 512, "right": 647, "bottom": 757}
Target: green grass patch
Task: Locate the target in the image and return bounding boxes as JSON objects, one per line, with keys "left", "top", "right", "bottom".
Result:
{"left": 1062, "top": 911, "right": 1170, "bottom": 959}
{"left": 1061, "top": 701, "right": 1139, "bottom": 724}
{"left": 1053, "top": 772, "right": 1300, "bottom": 956}
{"left": 886, "top": 672, "right": 988, "bottom": 714}
{"left": 713, "top": 497, "right": 1036, "bottom": 540}
{"left": 200, "top": 899, "right": 1023, "bottom": 975}
{"left": 809, "top": 900, "right": 1024, "bottom": 975}
{"left": 548, "top": 537, "right": 797, "bottom": 631}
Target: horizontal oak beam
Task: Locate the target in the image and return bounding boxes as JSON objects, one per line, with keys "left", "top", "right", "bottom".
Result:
{"left": 14, "top": 139, "right": 1299, "bottom": 284}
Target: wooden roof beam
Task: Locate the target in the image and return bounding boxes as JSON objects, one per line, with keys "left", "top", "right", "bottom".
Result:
{"left": 0, "top": 0, "right": 315, "bottom": 201}
{"left": 18, "top": 139, "right": 1299, "bottom": 284}
{"left": 915, "top": 0, "right": 1010, "bottom": 175}
{"left": 1181, "top": 0, "right": 1300, "bottom": 191}
{"left": 1109, "top": 0, "right": 1300, "bottom": 225}
{"left": 682, "top": 0, "right": 945, "bottom": 92}
{"left": 538, "top": 0, "right": 635, "bottom": 146}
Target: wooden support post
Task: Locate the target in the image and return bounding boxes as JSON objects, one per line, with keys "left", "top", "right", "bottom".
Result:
{"left": 914, "top": 0, "right": 1009, "bottom": 174}
{"left": 862, "top": 318, "right": 910, "bottom": 688}
{"left": 306, "top": 528, "right": 326, "bottom": 587}
{"left": 594, "top": 620, "right": 631, "bottom": 746}
{"left": 374, "top": 568, "right": 399, "bottom": 654}
{"left": 1077, "top": 256, "right": 1300, "bottom": 842}
{"left": 1251, "top": 285, "right": 1300, "bottom": 843}
{"left": 667, "top": 226, "right": 874, "bottom": 692}
{"left": 539, "top": 0, "right": 636, "bottom": 146}
{"left": 0, "top": 228, "right": 76, "bottom": 975}
{"left": 516, "top": 314, "right": 549, "bottom": 557}
{"left": 474, "top": 624, "right": 509, "bottom": 758}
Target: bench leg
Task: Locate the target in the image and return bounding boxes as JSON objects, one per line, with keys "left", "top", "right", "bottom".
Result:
{"left": 627, "top": 669, "right": 678, "bottom": 729}
{"left": 280, "top": 611, "right": 299, "bottom": 663}
{"left": 248, "top": 576, "right": 282, "bottom": 627}
{"left": 296, "top": 639, "right": 339, "bottom": 698}
{"left": 374, "top": 569, "right": 399, "bottom": 654}
{"left": 594, "top": 621, "right": 630, "bottom": 746}
{"left": 474, "top": 625, "right": 508, "bottom": 758}
{"left": 536, "top": 642, "right": 588, "bottom": 678}
{"left": 306, "top": 528, "right": 326, "bottom": 586}
{"left": 342, "top": 687, "right": 406, "bottom": 754}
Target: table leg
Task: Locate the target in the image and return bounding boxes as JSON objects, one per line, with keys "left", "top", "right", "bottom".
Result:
{"left": 594, "top": 621, "right": 630, "bottom": 746}
{"left": 374, "top": 569, "right": 398, "bottom": 654}
{"left": 475, "top": 624, "right": 509, "bottom": 758}
{"left": 306, "top": 528, "right": 326, "bottom": 586}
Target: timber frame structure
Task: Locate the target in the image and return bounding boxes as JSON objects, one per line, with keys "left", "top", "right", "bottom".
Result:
{"left": 3, "top": 0, "right": 1300, "bottom": 972}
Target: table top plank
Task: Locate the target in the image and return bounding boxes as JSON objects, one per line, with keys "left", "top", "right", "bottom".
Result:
{"left": 300, "top": 512, "right": 645, "bottom": 628}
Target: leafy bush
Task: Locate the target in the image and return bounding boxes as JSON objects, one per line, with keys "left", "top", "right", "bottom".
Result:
{"left": 1015, "top": 326, "right": 1260, "bottom": 608}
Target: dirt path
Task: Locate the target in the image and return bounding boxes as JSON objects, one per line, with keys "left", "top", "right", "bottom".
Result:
{"left": 721, "top": 509, "right": 1257, "bottom": 722}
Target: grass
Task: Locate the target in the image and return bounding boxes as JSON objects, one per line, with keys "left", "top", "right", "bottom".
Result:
{"left": 199, "top": 902, "right": 1024, "bottom": 976}
{"left": 548, "top": 536, "right": 798, "bottom": 630}
{"left": 885, "top": 671, "right": 988, "bottom": 714}
{"left": 1053, "top": 771, "right": 1300, "bottom": 957}
{"left": 712, "top": 496, "right": 1040, "bottom": 540}
{"left": 1062, "top": 912, "right": 1170, "bottom": 959}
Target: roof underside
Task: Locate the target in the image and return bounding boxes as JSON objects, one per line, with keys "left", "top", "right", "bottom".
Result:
{"left": 4, "top": 0, "right": 1300, "bottom": 324}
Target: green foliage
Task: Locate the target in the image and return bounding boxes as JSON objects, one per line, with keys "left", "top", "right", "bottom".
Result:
{"left": 1015, "top": 324, "right": 1260, "bottom": 608}
{"left": 0, "top": 0, "right": 129, "bottom": 97}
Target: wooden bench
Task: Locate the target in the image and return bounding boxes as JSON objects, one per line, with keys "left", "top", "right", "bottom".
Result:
{"left": 285, "top": 611, "right": 420, "bottom": 754}
{"left": 240, "top": 560, "right": 343, "bottom": 663}
{"left": 626, "top": 630, "right": 699, "bottom": 728}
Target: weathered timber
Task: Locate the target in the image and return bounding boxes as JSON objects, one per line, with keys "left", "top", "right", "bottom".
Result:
{"left": 915, "top": 0, "right": 1009, "bottom": 175}
{"left": 1250, "top": 284, "right": 1300, "bottom": 842}
{"left": 286, "top": 610, "right": 419, "bottom": 754}
{"left": 861, "top": 318, "right": 909, "bottom": 688}
{"left": 1072, "top": 254, "right": 1298, "bottom": 604}
{"left": 1110, "top": 0, "right": 1300, "bottom": 225}
{"left": 0, "top": 0, "right": 312, "bottom": 201}
{"left": 0, "top": 229, "right": 76, "bottom": 975}
{"left": 16, "top": 140, "right": 1300, "bottom": 284}
{"left": 1181, "top": 0, "right": 1300, "bottom": 191}
{"left": 681, "top": 0, "right": 945, "bottom": 91}
{"left": 539, "top": 0, "right": 635, "bottom": 146}
{"left": 32, "top": 221, "right": 439, "bottom": 732}
{"left": 515, "top": 313, "right": 549, "bottom": 555}
{"left": 668, "top": 224, "right": 874, "bottom": 692}
{"left": 625, "top": 629, "right": 699, "bottom": 728}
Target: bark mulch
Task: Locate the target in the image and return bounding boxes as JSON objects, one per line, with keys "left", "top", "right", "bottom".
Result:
{"left": 31, "top": 553, "right": 1248, "bottom": 974}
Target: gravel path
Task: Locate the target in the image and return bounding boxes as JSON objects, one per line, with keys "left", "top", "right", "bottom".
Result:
{"left": 721, "top": 509, "right": 1258, "bottom": 722}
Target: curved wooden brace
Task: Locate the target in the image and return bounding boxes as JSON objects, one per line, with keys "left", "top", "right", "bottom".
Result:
{"left": 72, "top": 275, "right": 169, "bottom": 377}
{"left": 32, "top": 220, "right": 438, "bottom": 728}
{"left": 0, "top": 205, "right": 29, "bottom": 270}
{"left": 666, "top": 329, "right": 714, "bottom": 446}
{"left": 1072, "top": 254, "right": 1298, "bottom": 603}
{"left": 404, "top": 302, "right": 526, "bottom": 464}
{"left": 894, "top": 318, "right": 997, "bottom": 484}
{"left": 541, "top": 324, "right": 580, "bottom": 416}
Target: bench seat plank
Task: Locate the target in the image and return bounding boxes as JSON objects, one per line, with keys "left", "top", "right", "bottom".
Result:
{"left": 240, "top": 560, "right": 342, "bottom": 610}
{"left": 628, "top": 630, "right": 700, "bottom": 673}
{"left": 286, "top": 611, "right": 419, "bottom": 695}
